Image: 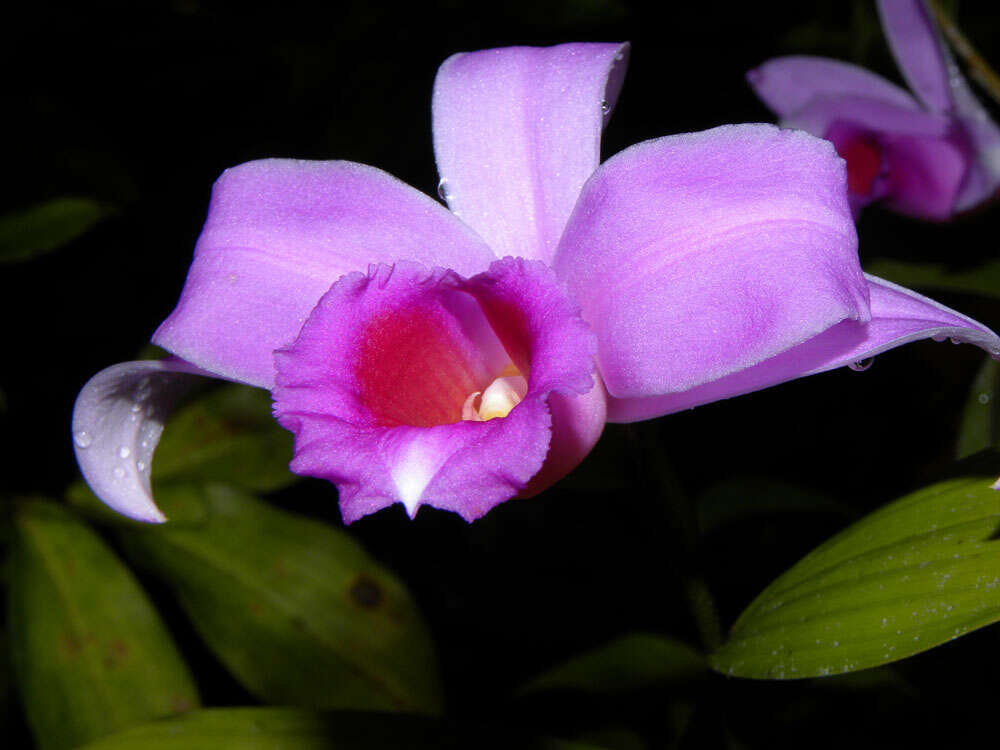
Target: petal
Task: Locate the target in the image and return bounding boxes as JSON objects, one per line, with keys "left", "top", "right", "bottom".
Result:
{"left": 153, "top": 159, "right": 497, "bottom": 389}
{"left": 876, "top": 0, "right": 952, "bottom": 112}
{"left": 272, "top": 258, "right": 599, "bottom": 522}
{"left": 783, "top": 93, "right": 953, "bottom": 139}
{"left": 432, "top": 42, "right": 629, "bottom": 265}
{"left": 554, "top": 124, "right": 867, "bottom": 400}
{"left": 747, "top": 55, "right": 919, "bottom": 119}
{"left": 72, "top": 359, "right": 210, "bottom": 522}
{"left": 607, "top": 274, "right": 1000, "bottom": 422}
{"left": 880, "top": 129, "right": 970, "bottom": 218}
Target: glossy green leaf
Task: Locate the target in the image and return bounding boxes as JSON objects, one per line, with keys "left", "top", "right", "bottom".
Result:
{"left": 957, "top": 357, "right": 1000, "bottom": 459}
{"left": 118, "top": 484, "right": 444, "bottom": 714}
{"left": 0, "top": 197, "right": 109, "bottom": 263}
{"left": 77, "top": 708, "right": 605, "bottom": 750}
{"left": 7, "top": 502, "right": 199, "bottom": 750}
{"left": 865, "top": 257, "right": 1000, "bottom": 300}
{"left": 519, "top": 633, "right": 705, "bottom": 695}
{"left": 710, "top": 451, "right": 1000, "bottom": 679}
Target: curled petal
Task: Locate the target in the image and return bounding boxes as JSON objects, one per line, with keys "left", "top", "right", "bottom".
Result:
{"left": 554, "top": 124, "right": 867, "bottom": 400}
{"left": 72, "top": 359, "right": 209, "bottom": 522}
{"left": 153, "top": 159, "right": 497, "bottom": 389}
{"left": 607, "top": 275, "right": 1000, "bottom": 422}
{"left": 272, "top": 258, "right": 599, "bottom": 522}
{"left": 747, "top": 56, "right": 919, "bottom": 119}
{"left": 432, "top": 42, "right": 629, "bottom": 264}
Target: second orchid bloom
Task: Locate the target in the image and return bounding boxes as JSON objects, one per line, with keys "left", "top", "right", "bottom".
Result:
{"left": 74, "top": 42, "right": 1000, "bottom": 524}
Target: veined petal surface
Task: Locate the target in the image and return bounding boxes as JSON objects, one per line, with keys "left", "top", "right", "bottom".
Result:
{"left": 72, "top": 359, "right": 210, "bottom": 522}
{"left": 554, "top": 124, "right": 867, "bottom": 400}
{"left": 747, "top": 56, "right": 918, "bottom": 119}
{"left": 432, "top": 42, "right": 629, "bottom": 265}
{"left": 153, "top": 159, "right": 497, "bottom": 389}
{"left": 272, "top": 259, "right": 598, "bottom": 522}
{"left": 608, "top": 275, "right": 1000, "bottom": 422}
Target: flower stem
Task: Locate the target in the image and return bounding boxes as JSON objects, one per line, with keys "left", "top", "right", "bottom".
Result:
{"left": 929, "top": 0, "right": 1000, "bottom": 108}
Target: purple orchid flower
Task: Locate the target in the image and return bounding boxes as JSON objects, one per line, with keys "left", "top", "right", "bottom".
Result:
{"left": 748, "top": 0, "right": 1000, "bottom": 219}
{"left": 73, "top": 42, "right": 1000, "bottom": 525}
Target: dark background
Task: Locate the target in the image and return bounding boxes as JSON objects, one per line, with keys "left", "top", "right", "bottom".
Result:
{"left": 3, "top": 1, "right": 1000, "bottom": 747}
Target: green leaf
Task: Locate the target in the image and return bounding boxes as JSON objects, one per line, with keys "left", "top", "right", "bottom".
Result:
{"left": 77, "top": 708, "right": 606, "bottom": 750}
{"left": 519, "top": 633, "right": 705, "bottom": 695}
{"left": 118, "top": 484, "right": 444, "bottom": 715}
{"left": 0, "top": 197, "right": 110, "bottom": 263}
{"left": 864, "top": 257, "right": 1000, "bottom": 300}
{"left": 709, "top": 450, "right": 1000, "bottom": 679}
{"left": 151, "top": 383, "right": 296, "bottom": 491}
{"left": 956, "top": 357, "right": 1000, "bottom": 459}
{"left": 7, "top": 501, "right": 199, "bottom": 750}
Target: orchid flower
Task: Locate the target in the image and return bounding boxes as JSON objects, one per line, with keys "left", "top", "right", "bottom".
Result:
{"left": 73, "top": 42, "right": 1000, "bottom": 525}
{"left": 748, "top": 0, "right": 1000, "bottom": 219}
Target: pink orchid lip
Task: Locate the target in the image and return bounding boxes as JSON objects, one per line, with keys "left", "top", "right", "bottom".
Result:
{"left": 271, "top": 258, "right": 601, "bottom": 522}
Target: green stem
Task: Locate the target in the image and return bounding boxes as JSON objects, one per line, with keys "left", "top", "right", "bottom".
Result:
{"left": 929, "top": 0, "right": 1000, "bottom": 108}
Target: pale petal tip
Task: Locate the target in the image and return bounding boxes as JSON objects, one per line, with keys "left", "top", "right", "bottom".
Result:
{"left": 991, "top": 476, "right": 1000, "bottom": 491}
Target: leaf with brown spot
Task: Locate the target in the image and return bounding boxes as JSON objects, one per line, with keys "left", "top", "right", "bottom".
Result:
{"left": 118, "top": 484, "right": 444, "bottom": 715}
{"left": 8, "top": 501, "right": 199, "bottom": 750}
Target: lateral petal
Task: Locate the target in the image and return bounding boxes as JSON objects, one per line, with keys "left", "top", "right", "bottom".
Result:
{"left": 607, "top": 275, "right": 1000, "bottom": 422}
{"left": 72, "top": 359, "right": 209, "bottom": 522}
{"left": 747, "top": 55, "right": 918, "bottom": 119}
{"left": 432, "top": 42, "right": 629, "bottom": 264}
{"left": 554, "top": 124, "right": 867, "bottom": 400}
{"left": 153, "top": 159, "right": 497, "bottom": 389}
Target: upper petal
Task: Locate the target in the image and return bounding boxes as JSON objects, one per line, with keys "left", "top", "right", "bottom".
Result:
{"left": 607, "top": 274, "right": 1000, "bottom": 422}
{"left": 432, "top": 42, "right": 629, "bottom": 265}
{"left": 747, "top": 55, "right": 919, "bottom": 120}
{"left": 877, "top": 0, "right": 952, "bottom": 112}
{"left": 553, "top": 124, "right": 867, "bottom": 400}
{"left": 72, "top": 358, "right": 210, "bottom": 522}
{"left": 272, "top": 258, "right": 600, "bottom": 522}
{"left": 153, "top": 159, "right": 497, "bottom": 389}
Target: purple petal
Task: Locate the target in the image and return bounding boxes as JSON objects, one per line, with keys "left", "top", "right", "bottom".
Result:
{"left": 72, "top": 359, "right": 210, "bottom": 522}
{"left": 876, "top": 0, "right": 952, "bottom": 112}
{"left": 747, "top": 55, "right": 918, "bottom": 119}
{"left": 554, "top": 124, "right": 867, "bottom": 400}
{"left": 607, "top": 275, "right": 1000, "bottom": 422}
{"left": 272, "top": 258, "right": 599, "bottom": 522}
{"left": 783, "top": 93, "right": 953, "bottom": 139}
{"left": 153, "top": 159, "right": 497, "bottom": 389}
{"left": 432, "top": 42, "right": 629, "bottom": 265}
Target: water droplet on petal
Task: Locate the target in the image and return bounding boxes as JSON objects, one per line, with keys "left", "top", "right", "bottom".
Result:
{"left": 600, "top": 98, "right": 610, "bottom": 114}
{"left": 118, "top": 446, "right": 131, "bottom": 459}
{"left": 848, "top": 357, "right": 874, "bottom": 372}
{"left": 73, "top": 431, "right": 93, "bottom": 448}
{"left": 136, "top": 461, "right": 147, "bottom": 473}
{"left": 130, "top": 403, "right": 142, "bottom": 414}
{"left": 437, "top": 178, "right": 451, "bottom": 202}
{"left": 112, "top": 466, "right": 126, "bottom": 480}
